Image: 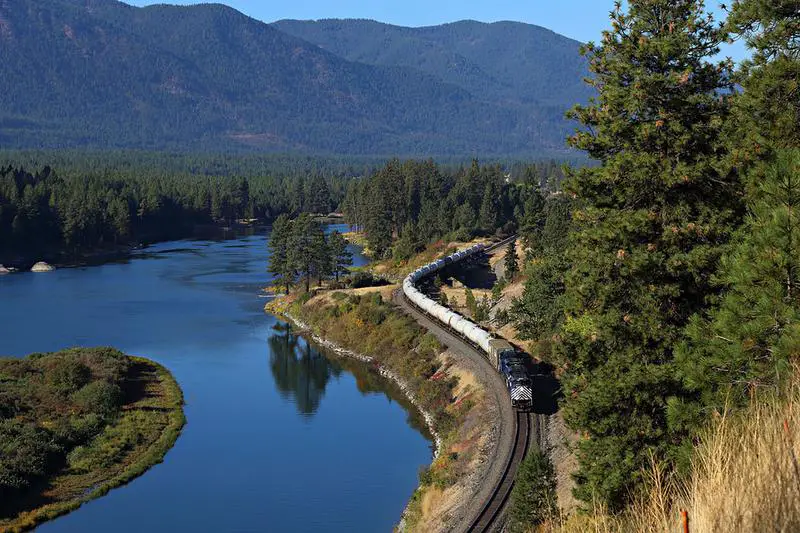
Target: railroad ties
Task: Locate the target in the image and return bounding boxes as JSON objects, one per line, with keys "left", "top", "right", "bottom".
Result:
{"left": 468, "top": 412, "right": 530, "bottom": 532}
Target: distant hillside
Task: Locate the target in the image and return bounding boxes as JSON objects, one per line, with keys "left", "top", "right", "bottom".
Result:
{"left": 273, "top": 19, "right": 591, "bottom": 108}
{"left": 0, "top": 1, "right": 590, "bottom": 156}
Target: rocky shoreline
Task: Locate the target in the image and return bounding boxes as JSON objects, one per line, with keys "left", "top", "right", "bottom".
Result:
{"left": 282, "top": 311, "right": 443, "bottom": 457}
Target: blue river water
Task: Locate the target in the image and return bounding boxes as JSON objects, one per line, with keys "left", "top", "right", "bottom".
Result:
{"left": 0, "top": 226, "right": 432, "bottom": 532}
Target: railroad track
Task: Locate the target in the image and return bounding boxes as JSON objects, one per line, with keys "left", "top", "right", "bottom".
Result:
{"left": 482, "top": 234, "right": 517, "bottom": 254}
{"left": 468, "top": 411, "right": 530, "bottom": 532}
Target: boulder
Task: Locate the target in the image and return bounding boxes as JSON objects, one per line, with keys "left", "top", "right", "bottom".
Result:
{"left": 31, "top": 261, "right": 56, "bottom": 273}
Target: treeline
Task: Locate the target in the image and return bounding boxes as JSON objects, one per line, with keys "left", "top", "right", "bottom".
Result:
{"left": 341, "top": 158, "right": 554, "bottom": 258}
{"left": 268, "top": 214, "right": 353, "bottom": 292}
{"left": 509, "top": 0, "right": 800, "bottom": 515}
{"left": 0, "top": 161, "right": 349, "bottom": 265}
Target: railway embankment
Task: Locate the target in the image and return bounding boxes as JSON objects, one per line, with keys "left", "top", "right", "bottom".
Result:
{"left": 266, "top": 285, "right": 506, "bottom": 532}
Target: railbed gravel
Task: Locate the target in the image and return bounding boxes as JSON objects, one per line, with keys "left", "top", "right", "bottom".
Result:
{"left": 392, "top": 289, "right": 518, "bottom": 533}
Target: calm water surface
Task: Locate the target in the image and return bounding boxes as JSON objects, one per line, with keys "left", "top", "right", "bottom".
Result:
{"left": 0, "top": 226, "right": 432, "bottom": 532}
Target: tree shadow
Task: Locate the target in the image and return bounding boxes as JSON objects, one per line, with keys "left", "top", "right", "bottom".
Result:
{"left": 530, "top": 361, "right": 561, "bottom": 416}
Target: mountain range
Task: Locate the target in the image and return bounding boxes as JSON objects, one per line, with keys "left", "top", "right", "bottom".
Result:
{"left": 0, "top": 0, "right": 592, "bottom": 157}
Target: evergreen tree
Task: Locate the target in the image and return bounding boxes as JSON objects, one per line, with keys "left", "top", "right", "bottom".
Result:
{"left": 520, "top": 186, "right": 546, "bottom": 249}
{"left": 393, "top": 221, "right": 422, "bottom": 261}
{"left": 504, "top": 240, "right": 519, "bottom": 281}
{"left": 508, "top": 451, "right": 557, "bottom": 530}
{"left": 327, "top": 230, "right": 352, "bottom": 283}
{"left": 464, "top": 288, "right": 478, "bottom": 319}
{"left": 288, "top": 214, "right": 320, "bottom": 292}
{"left": 310, "top": 225, "right": 330, "bottom": 287}
{"left": 559, "top": 0, "right": 742, "bottom": 507}
{"left": 676, "top": 149, "right": 800, "bottom": 435}
{"left": 479, "top": 181, "right": 500, "bottom": 234}
{"left": 726, "top": 0, "right": 800, "bottom": 163}
{"left": 268, "top": 214, "right": 295, "bottom": 293}
{"left": 512, "top": 195, "right": 572, "bottom": 345}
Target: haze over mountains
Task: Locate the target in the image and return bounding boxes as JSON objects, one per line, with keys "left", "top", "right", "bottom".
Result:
{"left": 0, "top": 0, "right": 591, "bottom": 156}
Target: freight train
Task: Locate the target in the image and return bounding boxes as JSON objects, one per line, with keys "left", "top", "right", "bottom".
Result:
{"left": 402, "top": 242, "right": 533, "bottom": 410}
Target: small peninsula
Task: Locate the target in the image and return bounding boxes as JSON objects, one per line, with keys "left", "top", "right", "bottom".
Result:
{"left": 0, "top": 348, "right": 185, "bottom": 532}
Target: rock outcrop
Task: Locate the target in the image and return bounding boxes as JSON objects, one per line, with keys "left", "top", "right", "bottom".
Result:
{"left": 30, "top": 262, "right": 55, "bottom": 272}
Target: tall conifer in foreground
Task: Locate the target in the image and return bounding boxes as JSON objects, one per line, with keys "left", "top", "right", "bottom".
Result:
{"left": 675, "top": 1, "right": 800, "bottom": 435}
{"left": 559, "top": 0, "right": 743, "bottom": 507}
{"left": 677, "top": 150, "right": 800, "bottom": 426}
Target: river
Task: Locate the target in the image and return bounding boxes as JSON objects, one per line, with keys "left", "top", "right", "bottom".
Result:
{"left": 0, "top": 226, "right": 432, "bottom": 532}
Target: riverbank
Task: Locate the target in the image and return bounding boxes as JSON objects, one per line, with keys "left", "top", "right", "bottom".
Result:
{"left": 266, "top": 287, "right": 500, "bottom": 532}
{"left": 0, "top": 352, "right": 186, "bottom": 533}
{"left": 0, "top": 220, "right": 270, "bottom": 272}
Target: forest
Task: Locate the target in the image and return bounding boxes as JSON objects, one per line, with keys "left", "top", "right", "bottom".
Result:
{"left": 341, "top": 158, "right": 564, "bottom": 258}
{"left": 0, "top": 152, "right": 563, "bottom": 267}
{"left": 0, "top": 154, "right": 353, "bottom": 266}
{"left": 506, "top": 0, "right": 800, "bottom": 521}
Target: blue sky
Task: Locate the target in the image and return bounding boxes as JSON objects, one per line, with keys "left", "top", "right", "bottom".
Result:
{"left": 126, "top": 0, "right": 749, "bottom": 62}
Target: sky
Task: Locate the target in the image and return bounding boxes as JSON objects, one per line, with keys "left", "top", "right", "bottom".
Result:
{"left": 126, "top": 0, "right": 749, "bottom": 62}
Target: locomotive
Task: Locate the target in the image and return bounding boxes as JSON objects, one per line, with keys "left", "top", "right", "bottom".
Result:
{"left": 402, "top": 242, "right": 533, "bottom": 410}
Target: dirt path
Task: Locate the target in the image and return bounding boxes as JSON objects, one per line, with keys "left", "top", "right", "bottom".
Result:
{"left": 392, "top": 289, "right": 518, "bottom": 532}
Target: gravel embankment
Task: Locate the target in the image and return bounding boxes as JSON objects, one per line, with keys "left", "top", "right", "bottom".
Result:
{"left": 392, "top": 289, "right": 517, "bottom": 532}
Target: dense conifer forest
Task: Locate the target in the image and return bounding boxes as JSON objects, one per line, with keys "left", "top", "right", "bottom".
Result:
{"left": 505, "top": 0, "right": 800, "bottom": 518}
{"left": 0, "top": 153, "right": 359, "bottom": 265}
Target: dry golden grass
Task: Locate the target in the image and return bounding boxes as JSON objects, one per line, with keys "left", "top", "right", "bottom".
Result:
{"left": 555, "top": 373, "right": 800, "bottom": 533}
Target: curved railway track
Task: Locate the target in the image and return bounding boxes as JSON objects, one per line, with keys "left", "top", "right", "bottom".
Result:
{"left": 396, "top": 235, "right": 532, "bottom": 532}
{"left": 468, "top": 411, "right": 530, "bottom": 532}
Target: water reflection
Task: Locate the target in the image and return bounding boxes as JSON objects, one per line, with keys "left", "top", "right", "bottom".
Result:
{"left": 267, "top": 324, "right": 432, "bottom": 439}
{"left": 268, "top": 323, "right": 343, "bottom": 416}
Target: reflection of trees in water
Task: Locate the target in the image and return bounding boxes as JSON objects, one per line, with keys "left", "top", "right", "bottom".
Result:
{"left": 268, "top": 324, "right": 343, "bottom": 416}
{"left": 267, "top": 323, "right": 433, "bottom": 438}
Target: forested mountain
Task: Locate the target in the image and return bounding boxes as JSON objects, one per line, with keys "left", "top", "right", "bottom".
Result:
{"left": 0, "top": 0, "right": 589, "bottom": 156}
{"left": 272, "top": 19, "right": 591, "bottom": 109}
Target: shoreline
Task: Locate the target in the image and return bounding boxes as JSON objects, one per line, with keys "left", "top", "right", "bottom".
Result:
{"left": 275, "top": 308, "right": 445, "bottom": 531}
{"left": 281, "top": 310, "right": 443, "bottom": 457}
{"left": 268, "top": 292, "right": 503, "bottom": 532}
{"left": 1, "top": 221, "right": 272, "bottom": 272}
{"left": 1, "top": 356, "right": 186, "bottom": 533}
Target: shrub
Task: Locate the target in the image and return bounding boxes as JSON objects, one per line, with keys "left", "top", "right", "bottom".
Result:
{"left": 348, "top": 271, "right": 389, "bottom": 289}
{"left": 508, "top": 450, "right": 557, "bottom": 531}
{"left": 42, "top": 357, "right": 91, "bottom": 396}
{"left": 72, "top": 381, "right": 123, "bottom": 418}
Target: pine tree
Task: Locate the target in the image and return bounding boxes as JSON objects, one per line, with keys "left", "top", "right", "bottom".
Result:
{"left": 268, "top": 214, "right": 295, "bottom": 293}
{"left": 464, "top": 288, "right": 478, "bottom": 319}
{"left": 726, "top": 0, "right": 800, "bottom": 163}
{"left": 288, "top": 214, "right": 319, "bottom": 293}
{"left": 673, "top": 4, "right": 800, "bottom": 439}
{"left": 327, "top": 230, "right": 352, "bottom": 283}
{"left": 520, "top": 186, "right": 545, "bottom": 250}
{"left": 558, "top": 0, "right": 743, "bottom": 507}
{"left": 676, "top": 149, "right": 800, "bottom": 435}
{"left": 504, "top": 241, "right": 519, "bottom": 281}
{"left": 479, "top": 181, "right": 500, "bottom": 235}
{"left": 311, "top": 227, "right": 330, "bottom": 287}
{"left": 508, "top": 451, "right": 557, "bottom": 529}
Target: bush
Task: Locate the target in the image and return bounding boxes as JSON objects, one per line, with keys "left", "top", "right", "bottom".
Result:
{"left": 42, "top": 357, "right": 91, "bottom": 396}
{"left": 348, "top": 271, "right": 389, "bottom": 289}
{"left": 508, "top": 450, "right": 557, "bottom": 531}
{"left": 72, "top": 381, "right": 123, "bottom": 418}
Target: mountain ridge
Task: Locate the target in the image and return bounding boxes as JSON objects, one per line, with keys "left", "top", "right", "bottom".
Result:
{"left": 0, "top": 1, "right": 590, "bottom": 156}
